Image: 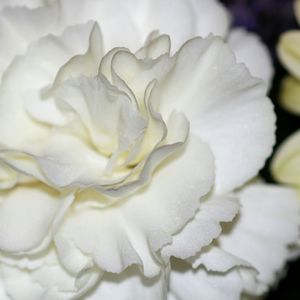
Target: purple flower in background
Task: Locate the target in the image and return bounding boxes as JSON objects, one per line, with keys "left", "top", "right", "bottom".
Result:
{"left": 221, "top": 0, "right": 297, "bottom": 54}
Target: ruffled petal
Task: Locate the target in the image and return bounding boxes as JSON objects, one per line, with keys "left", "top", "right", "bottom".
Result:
{"left": 168, "top": 259, "right": 243, "bottom": 300}
{"left": 1, "top": 248, "right": 101, "bottom": 300}
{"left": 219, "top": 183, "right": 300, "bottom": 295}
{"left": 86, "top": 266, "right": 168, "bottom": 300}
{"left": 228, "top": 28, "right": 274, "bottom": 90}
{"left": 55, "top": 136, "right": 214, "bottom": 276}
{"left": 271, "top": 130, "right": 300, "bottom": 186}
{"left": 0, "top": 21, "right": 95, "bottom": 149}
{"left": 161, "top": 195, "right": 238, "bottom": 260}
{"left": 157, "top": 36, "right": 275, "bottom": 193}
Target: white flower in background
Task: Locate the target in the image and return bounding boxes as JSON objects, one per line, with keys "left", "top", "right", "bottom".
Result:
{"left": 0, "top": 0, "right": 296, "bottom": 299}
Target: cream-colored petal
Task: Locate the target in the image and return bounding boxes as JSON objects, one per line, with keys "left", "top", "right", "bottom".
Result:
{"left": 278, "top": 30, "right": 300, "bottom": 79}
{"left": 0, "top": 162, "right": 18, "bottom": 190}
{"left": 55, "top": 136, "right": 214, "bottom": 277}
{"left": 295, "top": 0, "right": 300, "bottom": 26}
{"left": 271, "top": 130, "right": 300, "bottom": 186}
{"left": 279, "top": 76, "right": 300, "bottom": 115}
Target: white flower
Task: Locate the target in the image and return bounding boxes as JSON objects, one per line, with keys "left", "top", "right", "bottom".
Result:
{"left": 0, "top": 0, "right": 294, "bottom": 299}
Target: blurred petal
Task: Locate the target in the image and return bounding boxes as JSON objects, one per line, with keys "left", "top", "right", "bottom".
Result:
{"left": 278, "top": 30, "right": 300, "bottom": 79}
{"left": 0, "top": 0, "right": 45, "bottom": 10}
{"left": 279, "top": 76, "right": 300, "bottom": 115}
{"left": 271, "top": 130, "right": 300, "bottom": 186}
{"left": 295, "top": 0, "right": 300, "bottom": 26}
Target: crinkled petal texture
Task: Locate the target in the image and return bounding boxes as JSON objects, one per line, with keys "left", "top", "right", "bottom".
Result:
{"left": 228, "top": 28, "right": 274, "bottom": 90}
{"left": 167, "top": 183, "right": 300, "bottom": 300}
{"left": 271, "top": 130, "right": 300, "bottom": 187}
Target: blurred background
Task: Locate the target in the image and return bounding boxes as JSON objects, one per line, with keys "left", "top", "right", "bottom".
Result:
{"left": 220, "top": 0, "right": 300, "bottom": 299}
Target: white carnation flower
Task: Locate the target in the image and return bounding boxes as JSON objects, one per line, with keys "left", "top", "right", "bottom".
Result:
{"left": 0, "top": 0, "right": 296, "bottom": 299}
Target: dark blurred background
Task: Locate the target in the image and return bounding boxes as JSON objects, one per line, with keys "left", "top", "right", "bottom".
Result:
{"left": 220, "top": 0, "right": 300, "bottom": 299}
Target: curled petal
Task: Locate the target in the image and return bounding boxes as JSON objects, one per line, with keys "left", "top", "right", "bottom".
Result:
{"left": 55, "top": 136, "right": 214, "bottom": 276}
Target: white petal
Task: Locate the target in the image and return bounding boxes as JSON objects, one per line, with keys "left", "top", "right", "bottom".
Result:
{"left": 0, "top": 5, "right": 59, "bottom": 80}
{"left": 86, "top": 266, "right": 168, "bottom": 300}
{"left": 55, "top": 136, "right": 214, "bottom": 276}
{"left": 0, "top": 184, "right": 73, "bottom": 253}
{"left": 161, "top": 195, "right": 238, "bottom": 260}
{"left": 0, "top": 0, "right": 45, "bottom": 10}
{"left": 158, "top": 36, "right": 275, "bottom": 193}
{"left": 0, "top": 22, "right": 95, "bottom": 149}
{"left": 271, "top": 130, "right": 300, "bottom": 186}
{"left": 228, "top": 28, "right": 274, "bottom": 90}
{"left": 219, "top": 183, "right": 300, "bottom": 295}
{"left": 55, "top": 0, "right": 142, "bottom": 51}
{"left": 189, "top": 246, "right": 250, "bottom": 272}
{"left": 169, "top": 259, "right": 243, "bottom": 300}
{"left": 142, "top": 0, "right": 229, "bottom": 52}
{"left": 1, "top": 248, "right": 101, "bottom": 300}
{"left": 189, "top": 0, "right": 230, "bottom": 38}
